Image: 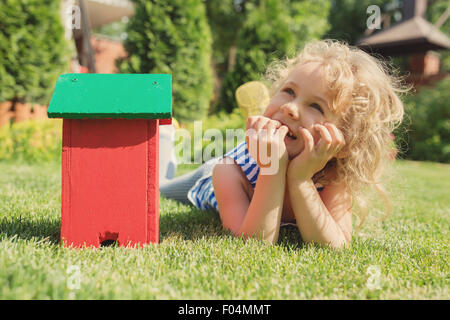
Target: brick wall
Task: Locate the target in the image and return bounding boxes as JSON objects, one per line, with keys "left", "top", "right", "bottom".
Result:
{"left": 0, "top": 102, "right": 48, "bottom": 128}
{"left": 90, "top": 35, "right": 128, "bottom": 73}
{"left": 407, "top": 51, "right": 449, "bottom": 88}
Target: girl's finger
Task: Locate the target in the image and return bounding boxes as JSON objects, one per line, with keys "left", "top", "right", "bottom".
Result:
{"left": 314, "top": 124, "right": 332, "bottom": 153}
{"left": 325, "top": 123, "right": 345, "bottom": 146}
{"left": 324, "top": 123, "right": 346, "bottom": 155}
{"left": 245, "top": 126, "right": 258, "bottom": 141}
{"left": 246, "top": 129, "right": 259, "bottom": 156}
{"left": 254, "top": 117, "right": 268, "bottom": 132}
{"left": 246, "top": 116, "right": 259, "bottom": 130}
{"left": 246, "top": 126, "right": 257, "bottom": 143}
{"left": 277, "top": 125, "right": 289, "bottom": 141}
{"left": 266, "top": 120, "right": 281, "bottom": 136}
{"left": 299, "top": 128, "right": 314, "bottom": 153}
{"left": 255, "top": 117, "right": 272, "bottom": 132}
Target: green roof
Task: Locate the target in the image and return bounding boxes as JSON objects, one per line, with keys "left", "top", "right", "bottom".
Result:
{"left": 48, "top": 74, "right": 172, "bottom": 119}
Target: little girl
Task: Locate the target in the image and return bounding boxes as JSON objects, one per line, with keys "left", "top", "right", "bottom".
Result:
{"left": 160, "top": 40, "right": 406, "bottom": 249}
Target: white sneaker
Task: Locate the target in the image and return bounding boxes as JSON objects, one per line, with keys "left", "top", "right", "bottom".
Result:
{"left": 159, "top": 124, "right": 177, "bottom": 183}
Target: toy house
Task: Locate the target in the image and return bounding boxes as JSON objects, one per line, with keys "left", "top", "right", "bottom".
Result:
{"left": 48, "top": 73, "right": 172, "bottom": 248}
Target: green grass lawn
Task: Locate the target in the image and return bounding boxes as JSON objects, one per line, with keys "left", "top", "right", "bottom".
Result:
{"left": 0, "top": 160, "right": 448, "bottom": 299}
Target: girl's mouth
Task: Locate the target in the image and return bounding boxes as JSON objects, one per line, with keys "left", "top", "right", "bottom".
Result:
{"left": 286, "top": 130, "right": 297, "bottom": 140}
{"left": 275, "top": 119, "right": 297, "bottom": 140}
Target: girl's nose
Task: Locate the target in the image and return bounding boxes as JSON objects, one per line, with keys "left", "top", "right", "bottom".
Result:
{"left": 280, "top": 103, "right": 299, "bottom": 120}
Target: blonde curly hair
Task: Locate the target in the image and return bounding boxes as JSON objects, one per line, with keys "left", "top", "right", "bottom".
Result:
{"left": 262, "top": 39, "right": 410, "bottom": 231}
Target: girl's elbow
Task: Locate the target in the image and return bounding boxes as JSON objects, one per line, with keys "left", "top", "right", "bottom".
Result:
{"left": 307, "top": 236, "right": 351, "bottom": 249}
{"left": 233, "top": 227, "right": 278, "bottom": 245}
{"left": 329, "top": 237, "right": 351, "bottom": 249}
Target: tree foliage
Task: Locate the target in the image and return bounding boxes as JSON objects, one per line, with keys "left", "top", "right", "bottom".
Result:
{"left": 117, "top": 0, "right": 214, "bottom": 122}
{"left": 426, "top": 0, "right": 450, "bottom": 72}
{"left": 215, "top": 0, "right": 330, "bottom": 113}
{"left": 205, "top": 0, "right": 247, "bottom": 77}
{"left": 326, "top": 0, "right": 394, "bottom": 45}
{"left": 0, "top": 0, "right": 69, "bottom": 104}
{"left": 395, "top": 78, "right": 450, "bottom": 163}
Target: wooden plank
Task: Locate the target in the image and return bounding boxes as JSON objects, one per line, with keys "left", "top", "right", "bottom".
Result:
{"left": 48, "top": 74, "right": 172, "bottom": 119}
{"left": 159, "top": 118, "right": 172, "bottom": 125}
{"left": 61, "top": 119, "right": 72, "bottom": 247}
{"left": 61, "top": 119, "right": 152, "bottom": 248}
{"left": 147, "top": 119, "right": 159, "bottom": 244}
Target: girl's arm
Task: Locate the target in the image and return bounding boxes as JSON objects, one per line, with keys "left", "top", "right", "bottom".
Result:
{"left": 287, "top": 122, "right": 351, "bottom": 248}
{"left": 213, "top": 160, "right": 287, "bottom": 244}
{"left": 213, "top": 116, "right": 290, "bottom": 244}
{"left": 238, "top": 169, "right": 287, "bottom": 243}
{"left": 287, "top": 178, "right": 352, "bottom": 248}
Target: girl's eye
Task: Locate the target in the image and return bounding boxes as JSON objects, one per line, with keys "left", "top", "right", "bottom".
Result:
{"left": 282, "top": 88, "right": 295, "bottom": 97}
{"left": 310, "top": 103, "right": 324, "bottom": 115}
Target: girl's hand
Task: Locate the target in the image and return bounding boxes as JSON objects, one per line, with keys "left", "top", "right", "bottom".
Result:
{"left": 246, "top": 116, "right": 290, "bottom": 173}
{"left": 287, "top": 122, "right": 345, "bottom": 182}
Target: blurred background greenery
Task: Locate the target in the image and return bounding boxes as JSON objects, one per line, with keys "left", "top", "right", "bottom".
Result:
{"left": 0, "top": 0, "right": 448, "bottom": 164}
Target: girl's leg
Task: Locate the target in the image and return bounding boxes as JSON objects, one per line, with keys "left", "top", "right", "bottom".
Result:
{"left": 159, "top": 123, "right": 210, "bottom": 204}
{"left": 159, "top": 164, "right": 210, "bottom": 204}
{"left": 159, "top": 124, "right": 177, "bottom": 183}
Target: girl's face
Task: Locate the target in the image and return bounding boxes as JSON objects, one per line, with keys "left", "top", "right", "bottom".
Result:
{"left": 264, "top": 62, "right": 338, "bottom": 159}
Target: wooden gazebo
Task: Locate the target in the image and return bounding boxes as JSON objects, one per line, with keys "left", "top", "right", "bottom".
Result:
{"left": 357, "top": 0, "right": 450, "bottom": 87}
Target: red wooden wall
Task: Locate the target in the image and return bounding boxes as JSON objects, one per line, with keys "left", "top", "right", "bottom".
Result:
{"left": 61, "top": 118, "right": 159, "bottom": 248}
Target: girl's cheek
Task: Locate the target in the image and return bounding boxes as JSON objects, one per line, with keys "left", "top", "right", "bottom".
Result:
{"left": 263, "top": 104, "right": 278, "bottom": 117}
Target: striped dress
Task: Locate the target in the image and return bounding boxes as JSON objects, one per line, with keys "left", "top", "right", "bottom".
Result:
{"left": 187, "top": 140, "right": 324, "bottom": 214}
{"left": 187, "top": 141, "right": 258, "bottom": 211}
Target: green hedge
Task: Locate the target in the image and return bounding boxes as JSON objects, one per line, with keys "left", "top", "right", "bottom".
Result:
{"left": 0, "top": 0, "right": 69, "bottom": 104}
{"left": 0, "top": 109, "right": 245, "bottom": 165}
{"left": 117, "top": 0, "right": 213, "bottom": 122}
{"left": 395, "top": 78, "right": 450, "bottom": 163}
{"left": 0, "top": 120, "right": 62, "bottom": 163}
{"left": 216, "top": 0, "right": 330, "bottom": 113}
{"left": 0, "top": 110, "right": 245, "bottom": 165}
{"left": 179, "top": 108, "right": 246, "bottom": 163}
